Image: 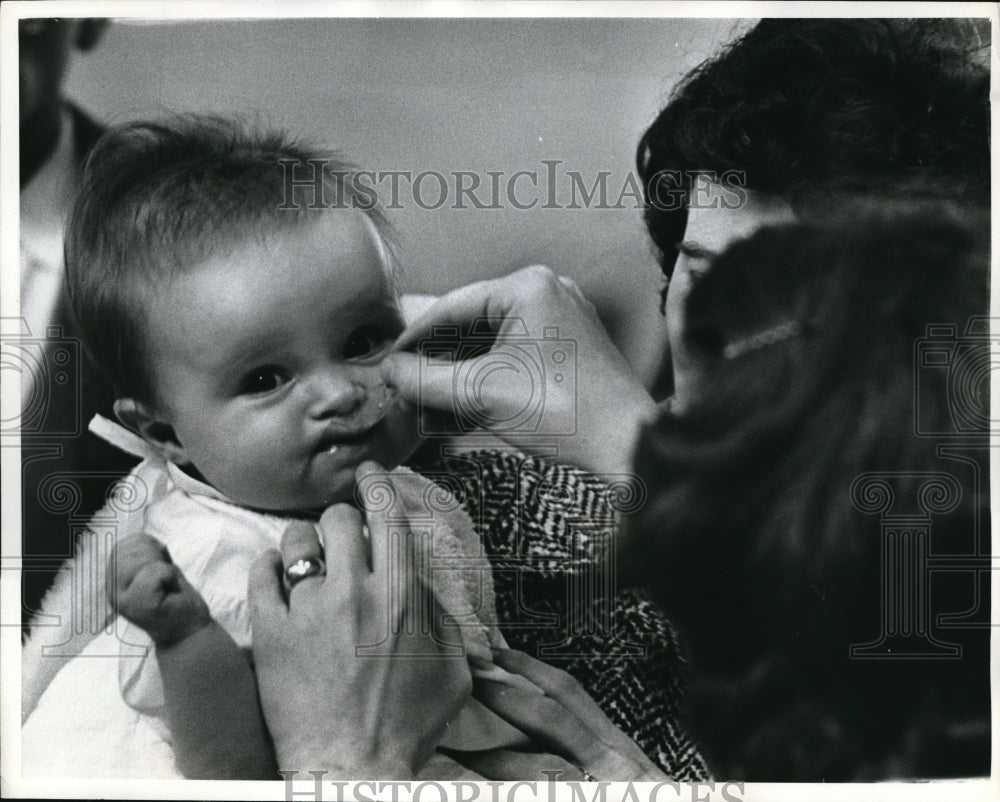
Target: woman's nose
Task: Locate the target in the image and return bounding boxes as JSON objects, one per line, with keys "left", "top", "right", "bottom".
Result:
{"left": 307, "top": 369, "right": 366, "bottom": 419}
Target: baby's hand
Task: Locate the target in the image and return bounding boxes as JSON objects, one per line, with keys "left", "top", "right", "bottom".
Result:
{"left": 108, "top": 534, "right": 212, "bottom": 646}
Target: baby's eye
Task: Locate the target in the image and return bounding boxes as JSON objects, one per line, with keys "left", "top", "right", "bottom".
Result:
{"left": 676, "top": 242, "right": 715, "bottom": 281}
{"left": 238, "top": 367, "right": 289, "bottom": 395}
{"left": 343, "top": 325, "right": 390, "bottom": 360}
{"left": 686, "top": 262, "right": 710, "bottom": 283}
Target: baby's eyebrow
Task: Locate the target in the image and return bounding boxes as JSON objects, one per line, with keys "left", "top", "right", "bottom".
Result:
{"left": 219, "top": 331, "right": 288, "bottom": 374}
{"left": 676, "top": 241, "right": 718, "bottom": 261}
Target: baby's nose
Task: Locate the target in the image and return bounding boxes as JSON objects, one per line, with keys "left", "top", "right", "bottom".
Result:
{"left": 307, "top": 371, "right": 366, "bottom": 419}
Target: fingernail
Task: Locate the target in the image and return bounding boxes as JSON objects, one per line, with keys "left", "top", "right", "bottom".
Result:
{"left": 356, "top": 460, "right": 384, "bottom": 478}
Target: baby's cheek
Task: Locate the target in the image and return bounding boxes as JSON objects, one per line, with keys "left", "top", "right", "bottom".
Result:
{"left": 204, "top": 452, "right": 296, "bottom": 509}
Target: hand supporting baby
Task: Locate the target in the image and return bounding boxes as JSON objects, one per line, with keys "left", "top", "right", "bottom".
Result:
{"left": 107, "top": 534, "right": 277, "bottom": 779}
{"left": 248, "top": 462, "right": 475, "bottom": 778}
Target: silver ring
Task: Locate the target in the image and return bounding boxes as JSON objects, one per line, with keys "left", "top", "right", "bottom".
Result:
{"left": 284, "top": 557, "right": 325, "bottom": 588}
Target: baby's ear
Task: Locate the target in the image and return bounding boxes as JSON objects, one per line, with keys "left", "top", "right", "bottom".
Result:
{"left": 113, "top": 399, "right": 191, "bottom": 465}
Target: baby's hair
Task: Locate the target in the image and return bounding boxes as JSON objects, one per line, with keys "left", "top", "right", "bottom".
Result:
{"left": 65, "top": 113, "right": 393, "bottom": 403}
{"left": 636, "top": 19, "right": 990, "bottom": 289}
{"left": 623, "top": 199, "right": 990, "bottom": 779}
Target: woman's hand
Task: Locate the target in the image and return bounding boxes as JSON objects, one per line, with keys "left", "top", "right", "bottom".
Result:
{"left": 380, "top": 265, "right": 657, "bottom": 476}
{"left": 475, "top": 649, "right": 669, "bottom": 782}
{"left": 247, "top": 461, "right": 473, "bottom": 778}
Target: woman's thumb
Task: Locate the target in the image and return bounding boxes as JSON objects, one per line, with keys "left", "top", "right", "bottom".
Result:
{"left": 381, "top": 351, "right": 462, "bottom": 413}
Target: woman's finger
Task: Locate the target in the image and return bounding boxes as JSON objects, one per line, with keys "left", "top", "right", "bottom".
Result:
{"left": 473, "top": 677, "right": 602, "bottom": 764}
{"left": 443, "top": 747, "right": 586, "bottom": 782}
{"left": 557, "top": 274, "right": 586, "bottom": 303}
{"left": 382, "top": 346, "right": 537, "bottom": 421}
{"left": 280, "top": 520, "right": 325, "bottom": 566}
{"left": 391, "top": 278, "right": 498, "bottom": 352}
{"left": 316, "top": 503, "right": 367, "bottom": 575}
{"left": 355, "top": 461, "right": 393, "bottom": 574}
{"left": 475, "top": 677, "right": 652, "bottom": 781}
{"left": 491, "top": 649, "right": 613, "bottom": 723}
{"left": 279, "top": 520, "right": 327, "bottom": 596}
{"left": 247, "top": 549, "right": 288, "bottom": 630}
{"left": 355, "top": 465, "right": 448, "bottom": 655}
{"left": 380, "top": 351, "right": 442, "bottom": 411}
{"left": 382, "top": 349, "right": 494, "bottom": 414}
{"left": 491, "top": 649, "right": 656, "bottom": 764}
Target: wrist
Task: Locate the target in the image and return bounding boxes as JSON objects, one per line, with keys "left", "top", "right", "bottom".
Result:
{"left": 152, "top": 614, "right": 217, "bottom": 650}
{"left": 620, "top": 392, "right": 658, "bottom": 468}
{"left": 586, "top": 391, "right": 656, "bottom": 476}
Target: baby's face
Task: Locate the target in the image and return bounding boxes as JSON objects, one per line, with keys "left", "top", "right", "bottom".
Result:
{"left": 142, "top": 210, "right": 422, "bottom": 513}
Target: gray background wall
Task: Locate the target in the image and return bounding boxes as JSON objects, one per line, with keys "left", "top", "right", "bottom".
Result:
{"left": 64, "top": 17, "right": 751, "bottom": 385}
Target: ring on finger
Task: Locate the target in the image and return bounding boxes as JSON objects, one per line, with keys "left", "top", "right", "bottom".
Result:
{"left": 284, "top": 556, "right": 325, "bottom": 588}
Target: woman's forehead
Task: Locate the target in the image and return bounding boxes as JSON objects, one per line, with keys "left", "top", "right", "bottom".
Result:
{"left": 684, "top": 177, "right": 795, "bottom": 256}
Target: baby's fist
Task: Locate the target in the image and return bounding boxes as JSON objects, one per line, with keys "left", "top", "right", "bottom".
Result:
{"left": 108, "top": 534, "right": 212, "bottom": 646}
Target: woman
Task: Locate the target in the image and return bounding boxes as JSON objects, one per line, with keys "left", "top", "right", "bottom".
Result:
{"left": 622, "top": 200, "right": 991, "bottom": 780}
{"left": 254, "top": 198, "right": 990, "bottom": 781}
{"left": 252, "top": 18, "right": 990, "bottom": 780}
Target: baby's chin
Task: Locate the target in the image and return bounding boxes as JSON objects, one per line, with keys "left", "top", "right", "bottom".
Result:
{"left": 303, "top": 436, "right": 426, "bottom": 516}
{"left": 219, "top": 410, "right": 424, "bottom": 516}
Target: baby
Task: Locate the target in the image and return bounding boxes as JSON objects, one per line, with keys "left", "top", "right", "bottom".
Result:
{"left": 21, "top": 115, "right": 707, "bottom": 781}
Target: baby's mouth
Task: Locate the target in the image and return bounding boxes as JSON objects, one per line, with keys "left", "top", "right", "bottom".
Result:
{"left": 318, "top": 417, "right": 384, "bottom": 455}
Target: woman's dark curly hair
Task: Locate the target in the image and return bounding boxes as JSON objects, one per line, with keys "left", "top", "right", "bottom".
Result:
{"left": 637, "top": 19, "right": 990, "bottom": 287}
{"left": 622, "top": 199, "right": 990, "bottom": 780}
